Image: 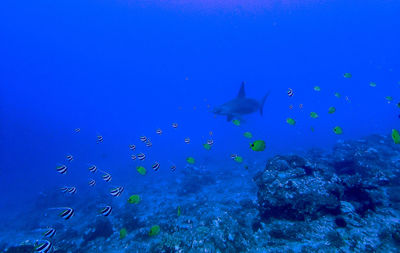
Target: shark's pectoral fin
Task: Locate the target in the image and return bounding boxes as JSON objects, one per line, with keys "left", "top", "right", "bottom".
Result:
{"left": 227, "top": 115, "right": 234, "bottom": 122}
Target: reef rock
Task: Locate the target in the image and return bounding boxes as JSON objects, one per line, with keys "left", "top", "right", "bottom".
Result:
{"left": 255, "top": 135, "right": 400, "bottom": 222}
{"left": 254, "top": 155, "right": 340, "bottom": 221}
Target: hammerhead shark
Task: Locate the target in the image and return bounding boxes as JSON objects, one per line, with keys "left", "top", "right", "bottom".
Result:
{"left": 213, "top": 82, "right": 269, "bottom": 121}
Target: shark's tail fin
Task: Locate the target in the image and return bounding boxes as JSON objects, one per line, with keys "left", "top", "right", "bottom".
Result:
{"left": 260, "top": 91, "right": 270, "bottom": 116}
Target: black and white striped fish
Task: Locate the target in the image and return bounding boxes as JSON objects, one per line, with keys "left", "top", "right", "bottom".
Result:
{"left": 61, "top": 187, "right": 77, "bottom": 194}
{"left": 100, "top": 206, "right": 112, "bottom": 216}
{"left": 34, "top": 240, "right": 52, "bottom": 253}
{"left": 230, "top": 154, "right": 238, "bottom": 160}
{"left": 102, "top": 173, "right": 112, "bottom": 182}
{"left": 59, "top": 207, "right": 74, "bottom": 220}
{"left": 88, "top": 165, "right": 97, "bottom": 173}
{"left": 170, "top": 165, "right": 176, "bottom": 172}
{"left": 184, "top": 138, "right": 190, "bottom": 144}
{"left": 97, "top": 135, "right": 103, "bottom": 143}
{"left": 207, "top": 139, "right": 214, "bottom": 145}
{"left": 156, "top": 129, "right": 162, "bottom": 135}
{"left": 287, "top": 88, "right": 294, "bottom": 97}
{"left": 43, "top": 228, "right": 56, "bottom": 238}
{"left": 66, "top": 155, "right": 73, "bottom": 162}
{"left": 172, "top": 122, "right": 178, "bottom": 128}
{"left": 56, "top": 165, "right": 67, "bottom": 175}
{"left": 146, "top": 140, "right": 152, "bottom": 147}
{"left": 110, "top": 187, "right": 124, "bottom": 197}
{"left": 137, "top": 153, "right": 146, "bottom": 161}
{"left": 152, "top": 162, "right": 160, "bottom": 171}
{"left": 140, "top": 136, "right": 147, "bottom": 142}
{"left": 131, "top": 154, "right": 137, "bottom": 160}
{"left": 89, "top": 179, "right": 96, "bottom": 187}
{"left": 129, "top": 144, "right": 136, "bottom": 151}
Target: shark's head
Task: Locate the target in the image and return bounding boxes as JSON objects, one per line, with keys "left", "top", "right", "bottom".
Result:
{"left": 212, "top": 105, "right": 228, "bottom": 116}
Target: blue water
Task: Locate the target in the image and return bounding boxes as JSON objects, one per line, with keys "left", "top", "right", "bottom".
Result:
{"left": 1, "top": 0, "right": 400, "bottom": 251}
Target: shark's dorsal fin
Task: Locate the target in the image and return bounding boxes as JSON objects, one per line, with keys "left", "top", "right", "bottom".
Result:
{"left": 237, "top": 82, "right": 246, "bottom": 98}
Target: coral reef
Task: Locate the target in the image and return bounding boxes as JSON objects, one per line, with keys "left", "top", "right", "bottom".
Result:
{"left": 1, "top": 134, "right": 400, "bottom": 252}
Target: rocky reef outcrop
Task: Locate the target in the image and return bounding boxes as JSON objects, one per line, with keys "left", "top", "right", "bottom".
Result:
{"left": 255, "top": 135, "right": 400, "bottom": 222}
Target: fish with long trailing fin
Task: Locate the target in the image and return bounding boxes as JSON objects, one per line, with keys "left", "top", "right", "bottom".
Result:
{"left": 213, "top": 82, "right": 270, "bottom": 121}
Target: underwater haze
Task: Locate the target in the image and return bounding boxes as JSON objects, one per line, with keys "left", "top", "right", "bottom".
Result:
{"left": 1, "top": 0, "right": 400, "bottom": 252}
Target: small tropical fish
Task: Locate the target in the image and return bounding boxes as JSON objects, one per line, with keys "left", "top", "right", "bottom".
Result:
{"left": 59, "top": 207, "right": 74, "bottom": 220}
{"left": 146, "top": 140, "right": 152, "bottom": 147}
{"left": 184, "top": 137, "right": 190, "bottom": 144}
{"left": 286, "top": 118, "right": 296, "bottom": 125}
{"left": 392, "top": 129, "right": 400, "bottom": 144}
{"left": 310, "top": 112, "right": 319, "bottom": 119}
{"left": 386, "top": 96, "right": 393, "bottom": 103}
{"left": 120, "top": 228, "right": 127, "bottom": 239}
{"left": 102, "top": 173, "right": 112, "bottom": 182}
{"left": 140, "top": 136, "right": 147, "bottom": 142}
{"left": 287, "top": 88, "right": 294, "bottom": 97}
{"left": 149, "top": 225, "right": 160, "bottom": 236}
{"left": 34, "top": 240, "right": 52, "bottom": 253}
{"left": 100, "top": 206, "right": 112, "bottom": 216}
{"left": 43, "top": 228, "right": 56, "bottom": 238}
{"left": 234, "top": 156, "right": 243, "bottom": 163}
{"left": 369, "top": 82, "right": 377, "bottom": 87}
{"left": 152, "top": 162, "right": 160, "bottom": 171}
{"left": 170, "top": 165, "right": 176, "bottom": 172}
{"left": 128, "top": 195, "right": 141, "bottom": 204}
{"left": 250, "top": 140, "right": 266, "bottom": 151}
{"left": 328, "top": 107, "right": 336, "bottom": 114}
{"left": 89, "top": 179, "right": 96, "bottom": 187}
{"left": 137, "top": 153, "right": 146, "bottom": 161}
{"left": 243, "top": 132, "right": 253, "bottom": 139}
{"left": 186, "top": 157, "right": 195, "bottom": 164}
{"left": 97, "top": 135, "right": 103, "bottom": 143}
{"left": 207, "top": 139, "right": 214, "bottom": 145}
{"left": 56, "top": 165, "right": 67, "bottom": 175}
{"left": 314, "top": 86, "right": 321, "bottom": 92}
{"left": 74, "top": 128, "right": 81, "bottom": 133}
{"left": 232, "top": 119, "right": 241, "bottom": 126}
{"left": 343, "top": 73, "right": 352, "bottom": 78}
{"left": 131, "top": 154, "right": 137, "bottom": 160}
{"left": 172, "top": 122, "right": 178, "bottom": 128}
{"left": 88, "top": 165, "right": 97, "bottom": 173}
{"left": 61, "top": 187, "right": 77, "bottom": 194}
{"left": 66, "top": 155, "right": 73, "bottom": 162}
{"left": 156, "top": 129, "right": 162, "bottom": 135}
{"left": 231, "top": 154, "right": 238, "bottom": 160}
{"left": 110, "top": 187, "right": 124, "bottom": 197}
{"left": 137, "top": 166, "right": 147, "bottom": 175}
{"left": 67, "top": 187, "right": 77, "bottom": 194}
{"left": 333, "top": 126, "right": 343, "bottom": 135}
{"left": 129, "top": 144, "right": 136, "bottom": 151}
{"left": 203, "top": 143, "right": 211, "bottom": 150}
